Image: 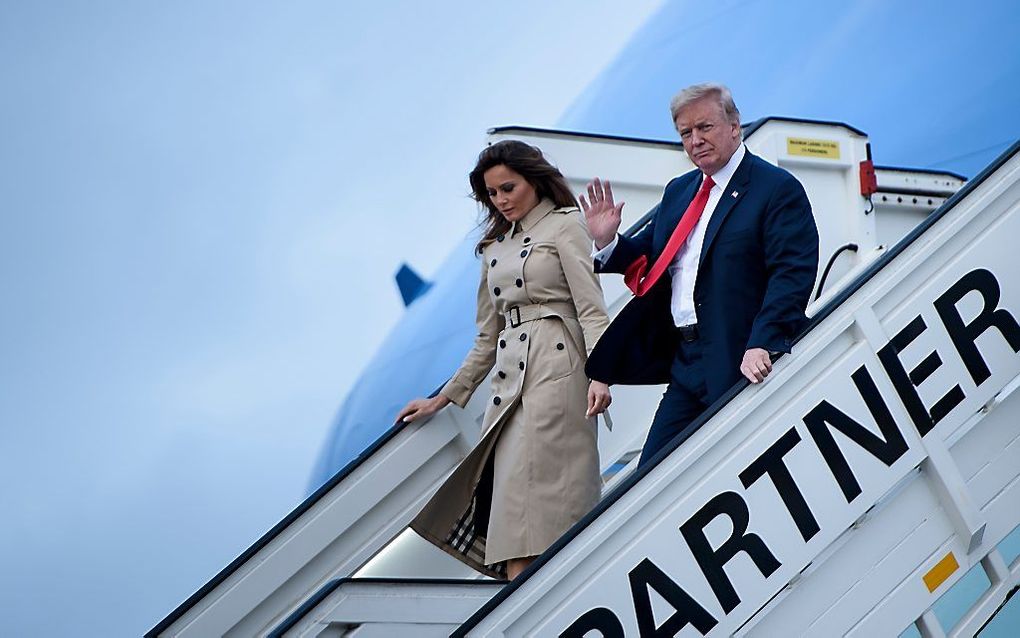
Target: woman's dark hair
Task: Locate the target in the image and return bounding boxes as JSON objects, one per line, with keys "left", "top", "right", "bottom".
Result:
{"left": 469, "top": 140, "right": 578, "bottom": 253}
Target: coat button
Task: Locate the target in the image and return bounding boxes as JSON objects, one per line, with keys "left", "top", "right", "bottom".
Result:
{"left": 498, "top": 371, "right": 506, "bottom": 379}
{"left": 493, "top": 396, "right": 501, "bottom": 405}
{"left": 556, "top": 343, "right": 565, "bottom": 350}
{"left": 519, "top": 361, "right": 525, "bottom": 370}
{"left": 494, "top": 287, "right": 501, "bottom": 296}
{"left": 519, "top": 333, "right": 527, "bottom": 341}
{"left": 523, "top": 236, "right": 531, "bottom": 244}
{"left": 490, "top": 258, "right": 497, "bottom": 267}
{"left": 520, "top": 250, "right": 528, "bottom": 258}
{"left": 497, "top": 234, "right": 505, "bottom": 242}
{"left": 515, "top": 278, "right": 523, "bottom": 287}
{"left": 499, "top": 339, "right": 506, "bottom": 348}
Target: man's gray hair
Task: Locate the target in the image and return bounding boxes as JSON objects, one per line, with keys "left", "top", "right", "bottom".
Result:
{"left": 670, "top": 83, "right": 741, "bottom": 127}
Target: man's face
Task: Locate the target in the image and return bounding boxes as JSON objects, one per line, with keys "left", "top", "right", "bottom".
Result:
{"left": 674, "top": 96, "right": 742, "bottom": 176}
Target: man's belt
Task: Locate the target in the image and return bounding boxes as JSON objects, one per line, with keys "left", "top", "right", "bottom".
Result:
{"left": 503, "top": 302, "right": 576, "bottom": 329}
{"left": 677, "top": 323, "right": 699, "bottom": 343}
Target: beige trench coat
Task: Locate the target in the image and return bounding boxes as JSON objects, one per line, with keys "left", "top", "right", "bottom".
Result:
{"left": 410, "top": 199, "right": 609, "bottom": 577}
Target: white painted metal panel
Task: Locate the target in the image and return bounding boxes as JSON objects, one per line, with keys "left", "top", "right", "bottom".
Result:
{"left": 274, "top": 580, "right": 503, "bottom": 638}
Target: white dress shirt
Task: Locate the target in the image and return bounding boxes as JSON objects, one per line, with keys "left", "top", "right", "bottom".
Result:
{"left": 594, "top": 143, "right": 746, "bottom": 327}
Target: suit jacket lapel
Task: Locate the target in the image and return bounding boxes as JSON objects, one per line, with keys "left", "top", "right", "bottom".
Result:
{"left": 700, "top": 151, "right": 753, "bottom": 262}
{"left": 657, "top": 176, "right": 701, "bottom": 256}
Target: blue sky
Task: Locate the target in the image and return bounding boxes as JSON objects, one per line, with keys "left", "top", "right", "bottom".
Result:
{"left": 0, "top": 2, "right": 659, "bottom": 635}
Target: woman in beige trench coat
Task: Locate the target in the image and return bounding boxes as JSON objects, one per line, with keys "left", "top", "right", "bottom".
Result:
{"left": 398, "top": 140, "right": 612, "bottom": 580}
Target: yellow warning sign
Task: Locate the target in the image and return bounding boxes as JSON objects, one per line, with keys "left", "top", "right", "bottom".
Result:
{"left": 923, "top": 552, "right": 959, "bottom": 592}
{"left": 787, "top": 137, "right": 841, "bottom": 159}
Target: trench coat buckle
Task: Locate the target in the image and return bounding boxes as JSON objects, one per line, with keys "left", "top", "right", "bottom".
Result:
{"left": 508, "top": 306, "right": 522, "bottom": 328}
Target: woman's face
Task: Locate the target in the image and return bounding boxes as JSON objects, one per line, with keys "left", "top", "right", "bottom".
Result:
{"left": 483, "top": 164, "right": 540, "bottom": 223}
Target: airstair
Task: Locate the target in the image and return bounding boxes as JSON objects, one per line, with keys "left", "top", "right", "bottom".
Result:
{"left": 148, "top": 120, "right": 1020, "bottom": 637}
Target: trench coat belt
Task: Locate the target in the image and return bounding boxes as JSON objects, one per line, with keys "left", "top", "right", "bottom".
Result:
{"left": 503, "top": 301, "right": 576, "bottom": 328}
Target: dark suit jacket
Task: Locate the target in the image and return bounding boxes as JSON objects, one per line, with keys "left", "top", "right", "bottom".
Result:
{"left": 586, "top": 150, "right": 819, "bottom": 398}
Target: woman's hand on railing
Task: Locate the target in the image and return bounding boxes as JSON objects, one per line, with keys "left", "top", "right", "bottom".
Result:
{"left": 586, "top": 380, "right": 612, "bottom": 417}
{"left": 397, "top": 395, "right": 451, "bottom": 424}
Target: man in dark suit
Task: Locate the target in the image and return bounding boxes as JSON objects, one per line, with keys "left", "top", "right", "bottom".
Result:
{"left": 581, "top": 83, "right": 819, "bottom": 466}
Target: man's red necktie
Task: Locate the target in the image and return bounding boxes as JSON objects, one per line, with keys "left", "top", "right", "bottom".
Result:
{"left": 624, "top": 175, "right": 715, "bottom": 296}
